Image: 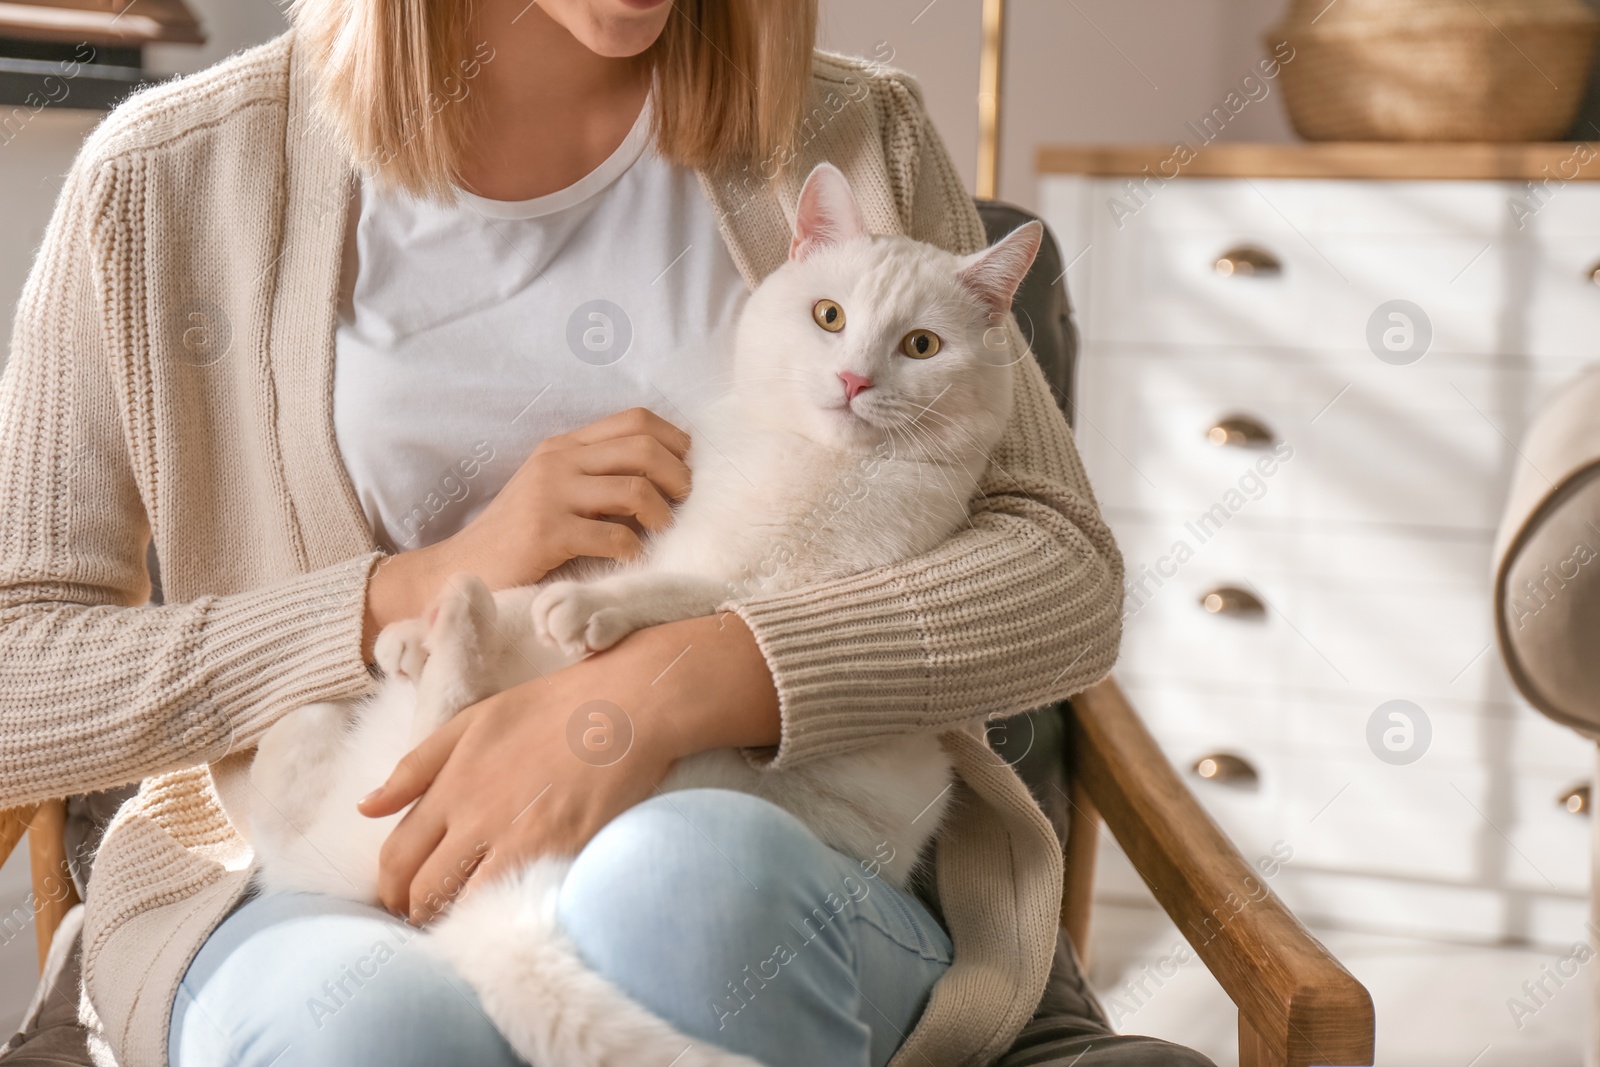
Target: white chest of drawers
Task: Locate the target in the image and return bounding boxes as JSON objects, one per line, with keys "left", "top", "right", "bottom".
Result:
{"left": 1040, "top": 144, "right": 1600, "bottom": 946}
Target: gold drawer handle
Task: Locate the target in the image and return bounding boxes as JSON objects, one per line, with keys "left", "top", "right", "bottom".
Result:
{"left": 1560, "top": 783, "right": 1591, "bottom": 814}
{"left": 1215, "top": 246, "right": 1282, "bottom": 277}
{"left": 1587, "top": 262, "right": 1600, "bottom": 287}
{"left": 1193, "top": 752, "right": 1260, "bottom": 786}
{"left": 1200, "top": 586, "right": 1265, "bottom": 617}
{"left": 1207, "top": 414, "right": 1276, "bottom": 448}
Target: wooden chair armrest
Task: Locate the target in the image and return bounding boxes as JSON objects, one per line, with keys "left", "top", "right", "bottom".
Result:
{"left": 1072, "top": 678, "right": 1375, "bottom": 1067}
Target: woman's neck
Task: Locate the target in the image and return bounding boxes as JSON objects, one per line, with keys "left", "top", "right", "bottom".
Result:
{"left": 459, "top": 3, "right": 651, "bottom": 202}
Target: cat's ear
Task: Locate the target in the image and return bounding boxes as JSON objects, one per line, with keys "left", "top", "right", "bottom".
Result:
{"left": 956, "top": 221, "right": 1043, "bottom": 320}
{"left": 790, "top": 163, "right": 867, "bottom": 261}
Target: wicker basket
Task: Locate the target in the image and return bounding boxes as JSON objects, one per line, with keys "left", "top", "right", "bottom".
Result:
{"left": 1268, "top": 0, "right": 1600, "bottom": 141}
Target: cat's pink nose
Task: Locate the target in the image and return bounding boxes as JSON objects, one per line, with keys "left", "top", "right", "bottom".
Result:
{"left": 838, "top": 371, "right": 873, "bottom": 401}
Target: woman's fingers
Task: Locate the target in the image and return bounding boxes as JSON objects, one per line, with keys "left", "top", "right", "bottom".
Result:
{"left": 559, "top": 516, "right": 645, "bottom": 561}
{"left": 572, "top": 474, "right": 675, "bottom": 531}
{"left": 573, "top": 435, "right": 692, "bottom": 501}
{"left": 375, "top": 803, "right": 448, "bottom": 917}
{"left": 358, "top": 710, "right": 473, "bottom": 817}
{"left": 460, "top": 848, "right": 507, "bottom": 902}
{"left": 559, "top": 407, "right": 691, "bottom": 459}
{"left": 407, "top": 830, "right": 491, "bottom": 924}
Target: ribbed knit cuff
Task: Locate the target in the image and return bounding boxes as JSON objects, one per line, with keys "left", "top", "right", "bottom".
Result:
{"left": 731, "top": 566, "right": 938, "bottom": 771}
{"left": 197, "top": 551, "right": 382, "bottom": 751}
{"left": 730, "top": 517, "right": 1123, "bottom": 772}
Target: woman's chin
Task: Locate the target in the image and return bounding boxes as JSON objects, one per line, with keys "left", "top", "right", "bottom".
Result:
{"left": 548, "top": 1, "right": 673, "bottom": 59}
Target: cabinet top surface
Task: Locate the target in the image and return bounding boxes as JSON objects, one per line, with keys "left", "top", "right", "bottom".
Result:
{"left": 1037, "top": 142, "right": 1600, "bottom": 181}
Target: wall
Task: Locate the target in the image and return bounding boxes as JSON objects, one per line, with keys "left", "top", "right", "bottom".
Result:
{"left": 0, "top": 109, "right": 101, "bottom": 339}
{"left": 0, "top": 0, "right": 288, "bottom": 352}
{"left": 818, "top": 0, "right": 1298, "bottom": 209}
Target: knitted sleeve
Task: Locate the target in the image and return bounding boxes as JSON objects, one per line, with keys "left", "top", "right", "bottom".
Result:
{"left": 0, "top": 149, "right": 380, "bottom": 810}
{"left": 731, "top": 73, "right": 1125, "bottom": 769}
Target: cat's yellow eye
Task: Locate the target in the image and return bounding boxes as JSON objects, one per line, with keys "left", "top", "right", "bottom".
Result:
{"left": 900, "top": 329, "right": 941, "bottom": 359}
{"left": 812, "top": 299, "right": 846, "bottom": 332}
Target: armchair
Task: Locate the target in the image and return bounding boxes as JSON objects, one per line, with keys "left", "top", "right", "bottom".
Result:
{"left": 0, "top": 201, "right": 1375, "bottom": 1067}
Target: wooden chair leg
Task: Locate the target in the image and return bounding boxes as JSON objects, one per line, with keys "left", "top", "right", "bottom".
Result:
{"left": 0, "top": 805, "right": 35, "bottom": 874}
{"left": 1061, "top": 777, "right": 1099, "bottom": 967}
{"left": 27, "top": 799, "right": 79, "bottom": 968}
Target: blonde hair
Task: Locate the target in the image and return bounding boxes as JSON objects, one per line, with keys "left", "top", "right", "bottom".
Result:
{"left": 291, "top": 0, "right": 817, "bottom": 197}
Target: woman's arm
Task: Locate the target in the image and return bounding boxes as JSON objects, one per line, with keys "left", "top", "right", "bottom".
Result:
{"left": 737, "top": 357, "right": 1122, "bottom": 767}
{"left": 359, "top": 610, "right": 778, "bottom": 920}
{"left": 360, "top": 407, "right": 693, "bottom": 661}
{"left": 0, "top": 148, "right": 381, "bottom": 810}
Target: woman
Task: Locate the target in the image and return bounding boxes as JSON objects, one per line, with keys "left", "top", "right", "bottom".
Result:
{"left": 0, "top": 1, "right": 1143, "bottom": 1065}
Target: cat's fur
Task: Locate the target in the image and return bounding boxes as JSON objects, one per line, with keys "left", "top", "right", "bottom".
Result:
{"left": 248, "top": 163, "right": 1042, "bottom": 1066}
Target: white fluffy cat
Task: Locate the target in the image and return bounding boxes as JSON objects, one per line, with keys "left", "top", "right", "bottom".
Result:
{"left": 248, "top": 162, "right": 1042, "bottom": 1067}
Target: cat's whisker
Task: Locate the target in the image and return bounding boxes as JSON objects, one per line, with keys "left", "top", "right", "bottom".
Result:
{"left": 912, "top": 407, "right": 1027, "bottom": 494}
{"left": 890, "top": 403, "right": 996, "bottom": 463}
{"left": 882, "top": 423, "right": 929, "bottom": 499}
{"left": 896, "top": 422, "right": 979, "bottom": 527}
{"left": 884, "top": 408, "right": 976, "bottom": 475}
{"left": 890, "top": 418, "right": 974, "bottom": 517}
{"left": 889, "top": 427, "right": 966, "bottom": 516}
{"left": 914, "top": 406, "right": 996, "bottom": 456}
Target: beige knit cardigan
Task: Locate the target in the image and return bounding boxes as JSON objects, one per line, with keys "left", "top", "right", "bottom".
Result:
{"left": 0, "top": 33, "right": 1123, "bottom": 1067}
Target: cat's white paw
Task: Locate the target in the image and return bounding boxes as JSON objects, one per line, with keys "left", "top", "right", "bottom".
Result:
{"left": 531, "top": 581, "right": 635, "bottom": 657}
{"left": 374, "top": 618, "right": 429, "bottom": 680}
{"left": 373, "top": 574, "right": 497, "bottom": 680}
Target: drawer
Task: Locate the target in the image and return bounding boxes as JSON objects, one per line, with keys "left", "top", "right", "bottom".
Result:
{"left": 1132, "top": 737, "right": 1592, "bottom": 892}
{"left": 1053, "top": 176, "right": 1600, "bottom": 358}
{"left": 1081, "top": 177, "right": 1550, "bottom": 238}
{"left": 1087, "top": 229, "right": 1512, "bottom": 356}
{"left": 1119, "top": 676, "right": 1593, "bottom": 776}
{"left": 1108, "top": 512, "right": 1494, "bottom": 589}
{"left": 1526, "top": 236, "right": 1600, "bottom": 357}
{"left": 1120, "top": 577, "right": 1501, "bottom": 699}
{"left": 1265, "top": 752, "right": 1590, "bottom": 893}
{"left": 1113, "top": 553, "right": 1502, "bottom": 699}
{"left": 1107, "top": 516, "right": 1505, "bottom": 696}
{"left": 1514, "top": 178, "right": 1600, "bottom": 237}
{"left": 1092, "top": 837, "right": 1588, "bottom": 946}
{"left": 1043, "top": 170, "right": 1600, "bottom": 948}
{"left": 1077, "top": 348, "right": 1591, "bottom": 532}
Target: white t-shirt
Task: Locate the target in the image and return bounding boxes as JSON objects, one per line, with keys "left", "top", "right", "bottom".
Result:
{"left": 332, "top": 101, "right": 749, "bottom": 552}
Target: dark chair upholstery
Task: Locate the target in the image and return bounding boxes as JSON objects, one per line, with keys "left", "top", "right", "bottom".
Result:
{"left": 975, "top": 198, "right": 1080, "bottom": 848}
{"left": 976, "top": 199, "right": 1078, "bottom": 428}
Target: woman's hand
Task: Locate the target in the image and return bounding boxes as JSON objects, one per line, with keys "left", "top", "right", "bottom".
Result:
{"left": 363, "top": 407, "right": 691, "bottom": 660}
{"left": 357, "top": 612, "right": 781, "bottom": 922}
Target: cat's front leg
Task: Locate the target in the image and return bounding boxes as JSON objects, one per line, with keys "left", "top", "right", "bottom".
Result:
{"left": 408, "top": 574, "right": 515, "bottom": 741}
{"left": 531, "top": 574, "right": 729, "bottom": 657}
{"left": 373, "top": 617, "right": 430, "bottom": 682}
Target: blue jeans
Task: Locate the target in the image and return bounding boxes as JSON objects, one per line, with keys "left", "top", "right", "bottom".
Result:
{"left": 170, "top": 790, "right": 952, "bottom": 1067}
